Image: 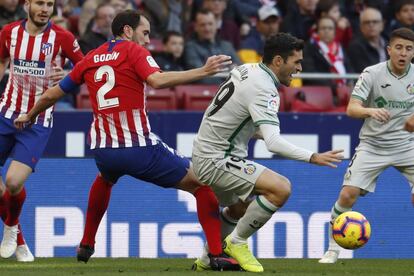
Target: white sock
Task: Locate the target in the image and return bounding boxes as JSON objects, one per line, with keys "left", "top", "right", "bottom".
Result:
{"left": 220, "top": 207, "right": 238, "bottom": 239}
{"left": 230, "top": 196, "right": 278, "bottom": 244}
{"left": 328, "top": 201, "right": 352, "bottom": 251}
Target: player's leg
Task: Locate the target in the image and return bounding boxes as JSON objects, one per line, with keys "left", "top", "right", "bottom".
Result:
{"left": 394, "top": 147, "right": 414, "bottom": 206}
{"left": 320, "top": 149, "right": 386, "bottom": 264}
{"left": 0, "top": 123, "right": 51, "bottom": 259}
{"left": 193, "top": 202, "right": 248, "bottom": 271}
{"left": 223, "top": 168, "right": 290, "bottom": 273}
{"left": 78, "top": 148, "right": 120, "bottom": 263}
{"left": 0, "top": 160, "right": 30, "bottom": 258}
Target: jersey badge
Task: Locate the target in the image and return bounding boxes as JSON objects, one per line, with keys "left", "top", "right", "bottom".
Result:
{"left": 267, "top": 96, "right": 279, "bottom": 114}
{"left": 244, "top": 164, "right": 256, "bottom": 175}
{"left": 41, "top": 42, "right": 53, "bottom": 56}
{"left": 406, "top": 83, "right": 414, "bottom": 95}
{"left": 146, "top": 56, "right": 160, "bottom": 68}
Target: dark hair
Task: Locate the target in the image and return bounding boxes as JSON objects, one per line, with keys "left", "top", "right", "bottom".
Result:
{"left": 95, "top": 3, "right": 113, "bottom": 19}
{"left": 315, "top": 0, "right": 339, "bottom": 19}
{"left": 195, "top": 8, "right": 214, "bottom": 19}
{"left": 262, "top": 33, "right": 304, "bottom": 64}
{"left": 395, "top": 0, "right": 414, "bottom": 13}
{"left": 162, "top": 31, "right": 183, "bottom": 44}
{"left": 111, "top": 10, "right": 141, "bottom": 37}
{"left": 390, "top": 27, "right": 414, "bottom": 43}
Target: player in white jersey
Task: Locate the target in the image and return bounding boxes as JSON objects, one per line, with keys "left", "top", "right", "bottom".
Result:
{"left": 0, "top": 0, "right": 83, "bottom": 262}
{"left": 192, "top": 32, "right": 343, "bottom": 272}
{"left": 319, "top": 28, "right": 414, "bottom": 264}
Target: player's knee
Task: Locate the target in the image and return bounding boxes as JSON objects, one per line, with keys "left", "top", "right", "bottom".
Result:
{"left": 265, "top": 177, "right": 291, "bottom": 207}
{"left": 339, "top": 187, "right": 360, "bottom": 206}
{"left": 5, "top": 176, "right": 24, "bottom": 195}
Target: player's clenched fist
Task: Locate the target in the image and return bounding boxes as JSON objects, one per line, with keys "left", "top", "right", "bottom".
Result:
{"left": 13, "top": 114, "right": 34, "bottom": 130}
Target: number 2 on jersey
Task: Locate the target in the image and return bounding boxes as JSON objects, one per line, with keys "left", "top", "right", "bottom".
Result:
{"left": 95, "top": 65, "right": 119, "bottom": 110}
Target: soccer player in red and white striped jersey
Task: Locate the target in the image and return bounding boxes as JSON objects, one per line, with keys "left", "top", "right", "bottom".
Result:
{"left": 0, "top": 0, "right": 83, "bottom": 262}
{"left": 15, "top": 10, "right": 240, "bottom": 271}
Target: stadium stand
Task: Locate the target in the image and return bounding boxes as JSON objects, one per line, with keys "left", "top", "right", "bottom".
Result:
{"left": 281, "top": 86, "right": 335, "bottom": 112}
{"left": 146, "top": 88, "right": 177, "bottom": 111}
{"left": 175, "top": 84, "right": 218, "bottom": 111}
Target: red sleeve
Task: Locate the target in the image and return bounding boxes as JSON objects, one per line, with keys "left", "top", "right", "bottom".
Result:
{"left": 129, "top": 43, "right": 160, "bottom": 81}
{"left": 68, "top": 57, "right": 86, "bottom": 85}
{"left": 60, "top": 30, "right": 84, "bottom": 65}
{"left": 0, "top": 27, "right": 10, "bottom": 59}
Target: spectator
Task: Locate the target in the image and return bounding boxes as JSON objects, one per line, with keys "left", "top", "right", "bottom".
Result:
{"left": 203, "top": 0, "right": 240, "bottom": 49}
{"left": 280, "top": 0, "right": 319, "bottom": 41}
{"left": 79, "top": 3, "right": 115, "bottom": 55}
{"left": 302, "top": 16, "right": 353, "bottom": 86}
{"left": 387, "top": 0, "right": 414, "bottom": 33}
{"left": 0, "top": 0, "right": 25, "bottom": 28}
{"left": 347, "top": 7, "right": 387, "bottom": 73}
{"left": 239, "top": 4, "right": 281, "bottom": 63}
{"left": 315, "top": 0, "right": 353, "bottom": 47}
{"left": 142, "top": 0, "right": 192, "bottom": 39}
{"left": 184, "top": 9, "right": 240, "bottom": 84}
{"left": 154, "top": 31, "right": 185, "bottom": 71}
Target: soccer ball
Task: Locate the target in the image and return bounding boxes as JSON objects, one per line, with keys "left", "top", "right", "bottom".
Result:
{"left": 332, "top": 211, "right": 371, "bottom": 249}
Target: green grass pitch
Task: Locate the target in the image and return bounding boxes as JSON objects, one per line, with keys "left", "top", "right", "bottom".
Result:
{"left": 0, "top": 258, "right": 413, "bottom": 275}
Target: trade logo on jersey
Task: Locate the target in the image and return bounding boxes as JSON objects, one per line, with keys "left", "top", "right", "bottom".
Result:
{"left": 41, "top": 43, "right": 53, "bottom": 56}
{"left": 406, "top": 83, "right": 414, "bottom": 95}
{"left": 374, "top": 96, "right": 388, "bottom": 108}
{"left": 244, "top": 164, "right": 256, "bottom": 175}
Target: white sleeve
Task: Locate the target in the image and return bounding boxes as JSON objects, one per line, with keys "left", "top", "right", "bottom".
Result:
{"left": 259, "top": 123, "right": 314, "bottom": 162}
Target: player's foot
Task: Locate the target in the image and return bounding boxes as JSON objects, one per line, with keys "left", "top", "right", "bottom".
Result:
{"left": 318, "top": 250, "right": 339, "bottom": 264}
{"left": 191, "top": 258, "right": 211, "bottom": 271}
{"left": 223, "top": 235, "right": 263, "bottom": 273}
{"left": 0, "top": 224, "right": 19, "bottom": 258}
{"left": 77, "top": 244, "right": 95, "bottom": 263}
{"left": 209, "top": 253, "right": 241, "bottom": 271}
{"left": 16, "top": 244, "right": 34, "bottom": 262}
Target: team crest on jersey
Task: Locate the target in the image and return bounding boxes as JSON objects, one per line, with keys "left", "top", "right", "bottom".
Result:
{"left": 41, "top": 42, "right": 53, "bottom": 56}
{"left": 73, "top": 40, "right": 80, "bottom": 52}
{"left": 244, "top": 164, "right": 256, "bottom": 175}
{"left": 267, "top": 96, "right": 279, "bottom": 114}
{"left": 406, "top": 83, "right": 414, "bottom": 95}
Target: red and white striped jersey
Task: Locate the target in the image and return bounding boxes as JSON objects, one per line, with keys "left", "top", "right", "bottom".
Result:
{"left": 64, "top": 39, "right": 161, "bottom": 149}
{"left": 0, "top": 19, "right": 83, "bottom": 127}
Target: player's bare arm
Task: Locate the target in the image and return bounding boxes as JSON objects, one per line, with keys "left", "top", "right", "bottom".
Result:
{"left": 146, "top": 55, "right": 232, "bottom": 89}
{"left": 49, "top": 64, "right": 65, "bottom": 85}
{"left": 347, "top": 98, "right": 391, "bottom": 123}
{"left": 14, "top": 85, "right": 65, "bottom": 130}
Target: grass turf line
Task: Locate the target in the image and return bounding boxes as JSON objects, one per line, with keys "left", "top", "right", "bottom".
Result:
{"left": 0, "top": 258, "right": 413, "bottom": 275}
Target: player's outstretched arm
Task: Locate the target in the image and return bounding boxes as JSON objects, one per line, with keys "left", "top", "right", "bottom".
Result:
{"left": 309, "top": 150, "right": 344, "bottom": 168}
{"left": 347, "top": 98, "right": 390, "bottom": 123}
{"left": 146, "top": 55, "right": 232, "bottom": 89}
{"left": 14, "top": 85, "right": 65, "bottom": 130}
{"left": 259, "top": 124, "right": 343, "bottom": 167}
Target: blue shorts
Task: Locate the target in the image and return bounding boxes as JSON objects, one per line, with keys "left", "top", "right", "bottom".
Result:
{"left": 93, "top": 142, "right": 190, "bottom": 188}
{"left": 0, "top": 115, "right": 52, "bottom": 171}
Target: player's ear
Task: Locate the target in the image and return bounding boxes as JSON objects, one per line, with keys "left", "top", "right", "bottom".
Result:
{"left": 123, "top": 25, "right": 133, "bottom": 39}
{"left": 272, "top": 55, "right": 283, "bottom": 68}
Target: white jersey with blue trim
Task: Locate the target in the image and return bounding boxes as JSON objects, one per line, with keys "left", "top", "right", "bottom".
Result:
{"left": 193, "top": 63, "right": 281, "bottom": 159}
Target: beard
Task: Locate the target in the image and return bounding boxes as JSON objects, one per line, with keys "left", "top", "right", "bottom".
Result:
{"left": 28, "top": 7, "right": 50, "bottom": 28}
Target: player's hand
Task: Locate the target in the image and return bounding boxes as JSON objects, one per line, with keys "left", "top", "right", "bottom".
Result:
{"left": 369, "top": 108, "right": 390, "bottom": 123}
{"left": 203, "top": 55, "right": 232, "bottom": 75}
{"left": 50, "top": 64, "right": 65, "bottom": 85}
{"left": 404, "top": 114, "right": 414, "bottom": 132}
{"left": 14, "top": 114, "right": 34, "bottom": 130}
{"left": 310, "top": 149, "right": 344, "bottom": 168}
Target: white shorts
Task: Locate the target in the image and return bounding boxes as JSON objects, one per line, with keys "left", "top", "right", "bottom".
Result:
{"left": 343, "top": 146, "right": 414, "bottom": 192}
{"left": 192, "top": 155, "right": 267, "bottom": 206}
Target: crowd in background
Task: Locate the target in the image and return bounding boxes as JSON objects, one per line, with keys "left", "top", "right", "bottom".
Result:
{"left": 0, "top": 0, "right": 413, "bottom": 108}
